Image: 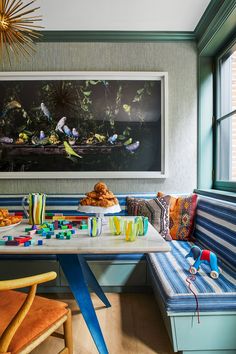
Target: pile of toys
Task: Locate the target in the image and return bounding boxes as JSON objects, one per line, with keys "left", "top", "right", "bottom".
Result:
{"left": 0, "top": 217, "right": 88, "bottom": 247}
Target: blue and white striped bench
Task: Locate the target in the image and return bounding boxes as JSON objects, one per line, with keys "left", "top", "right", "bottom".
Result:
{"left": 148, "top": 196, "right": 236, "bottom": 354}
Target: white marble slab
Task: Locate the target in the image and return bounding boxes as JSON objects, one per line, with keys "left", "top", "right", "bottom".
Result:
{"left": 0, "top": 218, "right": 171, "bottom": 254}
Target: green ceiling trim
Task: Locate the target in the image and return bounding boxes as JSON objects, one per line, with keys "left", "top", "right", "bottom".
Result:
{"left": 38, "top": 31, "right": 196, "bottom": 43}
{"left": 194, "top": 0, "right": 224, "bottom": 40}
{"left": 197, "top": 0, "right": 236, "bottom": 55}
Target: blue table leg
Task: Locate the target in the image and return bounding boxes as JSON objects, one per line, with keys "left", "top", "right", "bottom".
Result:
{"left": 58, "top": 254, "right": 109, "bottom": 354}
{"left": 78, "top": 255, "right": 111, "bottom": 308}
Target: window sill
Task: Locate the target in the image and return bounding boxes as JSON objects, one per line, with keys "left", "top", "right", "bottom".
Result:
{"left": 194, "top": 189, "right": 236, "bottom": 203}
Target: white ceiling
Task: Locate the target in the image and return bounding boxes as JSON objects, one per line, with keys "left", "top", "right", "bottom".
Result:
{"left": 32, "top": 0, "right": 211, "bottom": 31}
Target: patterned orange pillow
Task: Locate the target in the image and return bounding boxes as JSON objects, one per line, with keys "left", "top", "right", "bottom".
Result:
{"left": 157, "top": 192, "right": 197, "bottom": 240}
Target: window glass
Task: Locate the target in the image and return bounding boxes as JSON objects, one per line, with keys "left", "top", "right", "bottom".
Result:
{"left": 217, "top": 49, "right": 236, "bottom": 182}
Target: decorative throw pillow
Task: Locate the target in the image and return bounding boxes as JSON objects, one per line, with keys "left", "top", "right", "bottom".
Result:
{"left": 126, "top": 196, "right": 172, "bottom": 241}
{"left": 157, "top": 192, "right": 198, "bottom": 241}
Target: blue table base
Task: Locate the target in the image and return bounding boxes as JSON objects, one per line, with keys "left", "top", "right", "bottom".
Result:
{"left": 58, "top": 254, "right": 111, "bottom": 354}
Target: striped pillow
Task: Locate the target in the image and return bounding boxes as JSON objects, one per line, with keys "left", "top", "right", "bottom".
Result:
{"left": 126, "top": 196, "right": 172, "bottom": 241}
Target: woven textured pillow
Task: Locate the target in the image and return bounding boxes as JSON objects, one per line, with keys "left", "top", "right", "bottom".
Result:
{"left": 157, "top": 192, "right": 197, "bottom": 240}
{"left": 126, "top": 196, "right": 172, "bottom": 241}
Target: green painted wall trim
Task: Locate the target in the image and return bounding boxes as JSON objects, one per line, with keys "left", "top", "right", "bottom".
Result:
{"left": 37, "top": 31, "right": 196, "bottom": 42}
{"left": 214, "top": 181, "right": 236, "bottom": 193}
{"left": 197, "top": 56, "right": 213, "bottom": 190}
{"left": 194, "top": 0, "right": 225, "bottom": 40}
{"left": 197, "top": 0, "right": 236, "bottom": 55}
{"left": 194, "top": 189, "right": 236, "bottom": 203}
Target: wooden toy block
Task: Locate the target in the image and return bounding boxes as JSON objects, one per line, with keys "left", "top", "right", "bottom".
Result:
{"left": 0, "top": 240, "right": 6, "bottom": 245}
{"left": 37, "top": 240, "right": 43, "bottom": 245}
{"left": 36, "top": 230, "right": 43, "bottom": 234}
{"left": 68, "top": 224, "right": 73, "bottom": 229}
{"left": 61, "top": 225, "right": 68, "bottom": 230}
{"left": 25, "top": 227, "right": 32, "bottom": 232}
{"left": 59, "top": 235, "right": 64, "bottom": 240}
{"left": 14, "top": 236, "right": 31, "bottom": 244}
{"left": 80, "top": 224, "right": 88, "bottom": 230}
{"left": 24, "top": 241, "right": 30, "bottom": 247}
{"left": 42, "top": 227, "right": 50, "bottom": 232}
{"left": 46, "top": 234, "right": 51, "bottom": 239}
{"left": 6, "top": 240, "right": 20, "bottom": 246}
{"left": 3, "top": 236, "right": 13, "bottom": 241}
{"left": 66, "top": 235, "right": 71, "bottom": 240}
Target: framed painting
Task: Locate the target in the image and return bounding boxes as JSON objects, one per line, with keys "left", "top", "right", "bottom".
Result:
{"left": 0, "top": 71, "right": 168, "bottom": 178}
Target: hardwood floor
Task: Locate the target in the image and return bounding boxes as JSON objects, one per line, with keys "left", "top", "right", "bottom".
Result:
{"left": 31, "top": 293, "right": 174, "bottom": 354}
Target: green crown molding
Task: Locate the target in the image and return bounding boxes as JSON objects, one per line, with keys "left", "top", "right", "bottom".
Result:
{"left": 194, "top": 0, "right": 224, "bottom": 40}
{"left": 37, "top": 31, "right": 196, "bottom": 43}
{"left": 197, "top": 0, "right": 236, "bottom": 55}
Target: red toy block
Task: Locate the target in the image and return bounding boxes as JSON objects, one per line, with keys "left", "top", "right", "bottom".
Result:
{"left": 14, "top": 236, "right": 32, "bottom": 244}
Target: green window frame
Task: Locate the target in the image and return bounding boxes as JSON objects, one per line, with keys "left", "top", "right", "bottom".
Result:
{"left": 214, "top": 38, "right": 236, "bottom": 193}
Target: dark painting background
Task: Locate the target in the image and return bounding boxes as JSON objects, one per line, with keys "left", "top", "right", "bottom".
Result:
{"left": 0, "top": 79, "right": 162, "bottom": 172}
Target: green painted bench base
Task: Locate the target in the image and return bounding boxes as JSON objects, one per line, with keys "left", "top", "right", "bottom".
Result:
{"left": 151, "top": 275, "right": 236, "bottom": 354}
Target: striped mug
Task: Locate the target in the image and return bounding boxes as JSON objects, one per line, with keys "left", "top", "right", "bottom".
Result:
{"left": 22, "top": 193, "right": 46, "bottom": 225}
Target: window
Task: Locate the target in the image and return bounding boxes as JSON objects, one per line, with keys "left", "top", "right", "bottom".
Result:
{"left": 215, "top": 42, "right": 236, "bottom": 191}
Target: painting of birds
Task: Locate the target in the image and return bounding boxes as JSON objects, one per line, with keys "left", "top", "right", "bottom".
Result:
{"left": 41, "top": 103, "right": 52, "bottom": 121}
{"left": 108, "top": 134, "right": 118, "bottom": 144}
{"left": 64, "top": 141, "right": 82, "bottom": 158}
{"left": 56, "top": 117, "right": 67, "bottom": 132}
{"left": 125, "top": 141, "right": 140, "bottom": 153}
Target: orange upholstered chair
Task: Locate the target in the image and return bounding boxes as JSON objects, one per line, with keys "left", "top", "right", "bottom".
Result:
{"left": 0, "top": 272, "right": 73, "bottom": 354}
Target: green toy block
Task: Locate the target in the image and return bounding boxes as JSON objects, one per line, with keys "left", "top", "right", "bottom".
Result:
{"left": 66, "top": 235, "right": 71, "bottom": 240}
{"left": 0, "top": 240, "right": 6, "bottom": 245}
{"left": 25, "top": 227, "right": 32, "bottom": 232}
{"left": 36, "top": 230, "right": 43, "bottom": 234}
{"left": 46, "top": 234, "right": 51, "bottom": 239}
{"left": 61, "top": 225, "right": 68, "bottom": 230}
{"left": 59, "top": 235, "right": 64, "bottom": 240}
{"left": 80, "top": 224, "right": 88, "bottom": 230}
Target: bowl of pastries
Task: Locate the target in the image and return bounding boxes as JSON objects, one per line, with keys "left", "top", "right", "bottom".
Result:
{"left": 0, "top": 209, "right": 22, "bottom": 232}
{"left": 80, "top": 182, "right": 119, "bottom": 208}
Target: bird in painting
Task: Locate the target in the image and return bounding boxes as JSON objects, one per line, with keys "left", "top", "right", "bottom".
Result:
{"left": 63, "top": 125, "right": 72, "bottom": 137}
{"left": 41, "top": 103, "right": 51, "bottom": 121}
{"left": 72, "top": 128, "right": 79, "bottom": 139}
{"left": 40, "top": 130, "right": 45, "bottom": 140}
{"left": 56, "top": 117, "right": 67, "bottom": 132}
{"left": 64, "top": 141, "right": 82, "bottom": 158}
{"left": 125, "top": 141, "right": 140, "bottom": 153}
{"left": 108, "top": 134, "right": 118, "bottom": 144}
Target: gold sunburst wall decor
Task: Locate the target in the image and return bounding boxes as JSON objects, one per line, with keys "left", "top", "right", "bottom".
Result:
{"left": 0, "top": 0, "right": 43, "bottom": 64}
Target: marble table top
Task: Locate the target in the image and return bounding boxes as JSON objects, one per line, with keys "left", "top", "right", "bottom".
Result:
{"left": 0, "top": 218, "right": 171, "bottom": 254}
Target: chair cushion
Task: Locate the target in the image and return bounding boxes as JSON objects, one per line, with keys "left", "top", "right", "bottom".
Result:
{"left": 193, "top": 196, "right": 236, "bottom": 272}
{"left": 0, "top": 290, "right": 68, "bottom": 353}
{"left": 147, "top": 241, "right": 236, "bottom": 313}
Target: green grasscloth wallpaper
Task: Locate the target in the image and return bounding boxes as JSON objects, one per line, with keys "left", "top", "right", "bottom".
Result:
{"left": 0, "top": 41, "right": 197, "bottom": 194}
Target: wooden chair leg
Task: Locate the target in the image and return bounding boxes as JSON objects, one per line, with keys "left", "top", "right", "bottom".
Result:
{"left": 63, "top": 309, "right": 73, "bottom": 354}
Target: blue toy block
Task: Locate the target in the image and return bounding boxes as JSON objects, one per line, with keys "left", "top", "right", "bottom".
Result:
{"left": 71, "top": 229, "right": 76, "bottom": 234}
{"left": 38, "top": 240, "right": 43, "bottom": 245}
{"left": 24, "top": 241, "right": 30, "bottom": 247}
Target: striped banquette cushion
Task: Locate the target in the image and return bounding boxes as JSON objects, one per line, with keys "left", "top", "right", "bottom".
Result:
{"left": 147, "top": 240, "right": 236, "bottom": 312}
{"left": 194, "top": 196, "right": 236, "bottom": 272}
{"left": 148, "top": 196, "right": 236, "bottom": 312}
